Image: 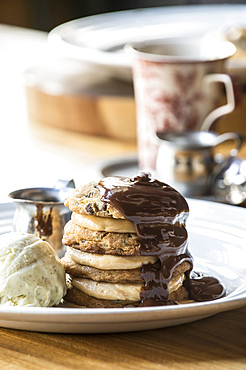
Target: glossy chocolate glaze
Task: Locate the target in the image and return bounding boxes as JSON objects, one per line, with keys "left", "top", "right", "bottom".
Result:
{"left": 99, "top": 173, "right": 225, "bottom": 306}
{"left": 99, "top": 173, "right": 192, "bottom": 306}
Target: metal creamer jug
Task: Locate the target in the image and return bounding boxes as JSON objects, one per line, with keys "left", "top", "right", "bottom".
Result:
{"left": 155, "top": 131, "right": 243, "bottom": 197}
{"left": 8, "top": 179, "right": 75, "bottom": 256}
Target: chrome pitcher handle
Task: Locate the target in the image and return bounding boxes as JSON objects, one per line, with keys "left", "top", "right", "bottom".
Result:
{"left": 214, "top": 132, "right": 243, "bottom": 157}
{"left": 209, "top": 132, "right": 244, "bottom": 188}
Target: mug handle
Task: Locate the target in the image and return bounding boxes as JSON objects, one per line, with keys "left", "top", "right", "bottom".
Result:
{"left": 200, "top": 73, "right": 235, "bottom": 132}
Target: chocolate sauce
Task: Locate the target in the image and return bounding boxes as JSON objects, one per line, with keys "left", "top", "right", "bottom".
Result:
{"left": 99, "top": 173, "right": 225, "bottom": 306}
{"left": 34, "top": 205, "right": 53, "bottom": 237}
{"left": 188, "top": 272, "right": 225, "bottom": 301}
{"left": 99, "top": 173, "right": 192, "bottom": 306}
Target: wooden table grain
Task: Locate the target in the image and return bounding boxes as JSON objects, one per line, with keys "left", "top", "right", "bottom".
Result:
{"left": 0, "top": 23, "right": 246, "bottom": 370}
{"left": 0, "top": 306, "right": 245, "bottom": 370}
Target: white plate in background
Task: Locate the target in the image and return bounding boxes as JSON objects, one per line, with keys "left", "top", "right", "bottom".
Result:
{"left": 0, "top": 200, "right": 246, "bottom": 333}
{"left": 48, "top": 4, "right": 246, "bottom": 81}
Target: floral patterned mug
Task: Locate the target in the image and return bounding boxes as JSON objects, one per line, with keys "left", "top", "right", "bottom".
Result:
{"left": 126, "top": 35, "right": 237, "bottom": 173}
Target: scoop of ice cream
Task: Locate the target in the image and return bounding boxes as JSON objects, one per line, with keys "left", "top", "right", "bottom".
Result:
{"left": 0, "top": 232, "right": 67, "bottom": 307}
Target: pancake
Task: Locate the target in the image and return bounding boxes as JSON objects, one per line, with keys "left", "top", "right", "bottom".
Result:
{"left": 71, "top": 272, "right": 186, "bottom": 300}
{"left": 64, "top": 182, "right": 125, "bottom": 219}
{"left": 62, "top": 250, "right": 191, "bottom": 282}
{"left": 64, "top": 280, "right": 189, "bottom": 308}
{"left": 62, "top": 220, "right": 139, "bottom": 255}
{"left": 61, "top": 253, "right": 143, "bottom": 283}
{"left": 65, "top": 246, "right": 157, "bottom": 270}
{"left": 65, "top": 281, "right": 140, "bottom": 308}
{"left": 71, "top": 212, "right": 135, "bottom": 233}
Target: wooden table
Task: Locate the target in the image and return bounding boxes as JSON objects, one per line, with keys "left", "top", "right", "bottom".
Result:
{"left": 0, "top": 24, "right": 246, "bottom": 370}
{"left": 0, "top": 305, "right": 245, "bottom": 370}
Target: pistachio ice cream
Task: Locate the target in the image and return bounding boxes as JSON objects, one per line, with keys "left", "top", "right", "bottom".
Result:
{"left": 0, "top": 232, "right": 66, "bottom": 307}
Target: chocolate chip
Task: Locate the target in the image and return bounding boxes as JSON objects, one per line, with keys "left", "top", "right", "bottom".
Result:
{"left": 102, "top": 203, "right": 107, "bottom": 211}
{"left": 85, "top": 203, "right": 94, "bottom": 214}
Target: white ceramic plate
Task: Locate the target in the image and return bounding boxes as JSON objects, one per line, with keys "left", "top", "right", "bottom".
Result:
{"left": 48, "top": 4, "right": 246, "bottom": 81}
{"left": 1, "top": 200, "right": 246, "bottom": 333}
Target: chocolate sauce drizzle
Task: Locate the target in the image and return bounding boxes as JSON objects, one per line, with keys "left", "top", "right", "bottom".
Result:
{"left": 99, "top": 173, "right": 225, "bottom": 306}
{"left": 34, "top": 205, "right": 53, "bottom": 237}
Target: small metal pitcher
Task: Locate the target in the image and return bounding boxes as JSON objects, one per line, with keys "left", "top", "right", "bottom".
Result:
{"left": 155, "top": 131, "right": 243, "bottom": 197}
{"left": 8, "top": 179, "right": 75, "bottom": 256}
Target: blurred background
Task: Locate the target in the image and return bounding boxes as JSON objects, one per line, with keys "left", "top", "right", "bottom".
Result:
{"left": 1, "top": 0, "right": 246, "bottom": 207}
{"left": 1, "top": 0, "right": 246, "bottom": 32}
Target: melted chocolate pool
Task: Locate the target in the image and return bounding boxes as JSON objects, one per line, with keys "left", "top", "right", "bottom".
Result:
{"left": 99, "top": 173, "right": 225, "bottom": 306}
{"left": 188, "top": 272, "right": 225, "bottom": 302}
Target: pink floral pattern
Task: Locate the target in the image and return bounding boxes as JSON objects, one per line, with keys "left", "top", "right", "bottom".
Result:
{"left": 134, "top": 59, "right": 222, "bottom": 171}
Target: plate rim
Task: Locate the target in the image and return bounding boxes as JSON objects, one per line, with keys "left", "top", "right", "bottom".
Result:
{"left": 0, "top": 292, "right": 246, "bottom": 322}
{"left": 0, "top": 199, "right": 246, "bottom": 330}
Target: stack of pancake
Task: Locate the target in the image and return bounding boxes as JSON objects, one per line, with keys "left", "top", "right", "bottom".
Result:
{"left": 61, "top": 176, "right": 191, "bottom": 308}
